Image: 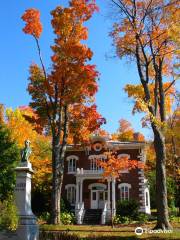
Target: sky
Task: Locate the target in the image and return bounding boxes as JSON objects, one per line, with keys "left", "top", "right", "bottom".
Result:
{"left": 0, "top": 0, "right": 153, "bottom": 139}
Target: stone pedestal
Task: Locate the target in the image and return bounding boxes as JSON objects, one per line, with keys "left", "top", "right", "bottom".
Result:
{"left": 14, "top": 161, "right": 39, "bottom": 240}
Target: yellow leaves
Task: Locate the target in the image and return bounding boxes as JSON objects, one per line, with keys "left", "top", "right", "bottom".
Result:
{"left": 6, "top": 107, "right": 51, "bottom": 189}
{"left": 125, "top": 82, "right": 175, "bottom": 117}
{"left": 6, "top": 108, "right": 37, "bottom": 148}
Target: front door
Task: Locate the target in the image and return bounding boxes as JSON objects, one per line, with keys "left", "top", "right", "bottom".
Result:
{"left": 91, "top": 190, "right": 107, "bottom": 209}
{"left": 91, "top": 190, "right": 98, "bottom": 209}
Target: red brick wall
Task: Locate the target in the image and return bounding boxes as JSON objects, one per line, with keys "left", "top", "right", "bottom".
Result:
{"left": 62, "top": 145, "right": 142, "bottom": 206}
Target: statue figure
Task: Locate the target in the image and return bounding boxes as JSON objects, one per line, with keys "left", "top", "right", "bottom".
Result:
{"left": 21, "top": 140, "right": 32, "bottom": 162}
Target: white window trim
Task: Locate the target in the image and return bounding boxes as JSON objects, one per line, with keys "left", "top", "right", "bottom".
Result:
{"left": 65, "top": 184, "right": 76, "bottom": 206}
{"left": 66, "top": 155, "right": 79, "bottom": 161}
{"left": 88, "top": 183, "right": 107, "bottom": 190}
{"left": 89, "top": 155, "right": 106, "bottom": 171}
{"left": 66, "top": 155, "right": 79, "bottom": 174}
{"left": 117, "top": 154, "right": 130, "bottom": 173}
{"left": 118, "top": 183, "right": 131, "bottom": 201}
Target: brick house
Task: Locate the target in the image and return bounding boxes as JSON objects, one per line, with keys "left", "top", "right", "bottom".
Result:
{"left": 62, "top": 136, "right": 151, "bottom": 224}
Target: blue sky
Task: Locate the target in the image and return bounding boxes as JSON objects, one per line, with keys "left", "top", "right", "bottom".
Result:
{"left": 0, "top": 0, "right": 152, "bottom": 139}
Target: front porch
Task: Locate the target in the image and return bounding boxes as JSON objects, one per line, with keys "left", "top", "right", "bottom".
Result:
{"left": 75, "top": 168, "right": 116, "bottom": 225}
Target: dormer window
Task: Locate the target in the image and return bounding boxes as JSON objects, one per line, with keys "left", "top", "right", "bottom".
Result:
{"left": 66, "top": 155, "right": 78, "bottom": 174}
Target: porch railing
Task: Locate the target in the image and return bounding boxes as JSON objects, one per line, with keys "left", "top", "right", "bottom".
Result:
{"left": 75, "top": 202, "right": 84, "bottom": 224}
{"left": 76, "top": 168, "right": 104, "bottom": 175}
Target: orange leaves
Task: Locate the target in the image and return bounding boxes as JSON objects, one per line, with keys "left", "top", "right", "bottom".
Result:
{"left": 21, "top": 8, "right": 42, "bottom": 38}
{"left": 114, "top": 118, "right": 145, "bottom": 142}
{"left": 69, "top": 104, "right": 106, "bottom": 143}
{"left": 97, "top": 151, "right": 144, "bottom": 179}
{"left": 70, "top": 0, "right": 99, "bottom": 21}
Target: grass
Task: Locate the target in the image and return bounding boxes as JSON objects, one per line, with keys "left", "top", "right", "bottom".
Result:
{"left": 40, "top": 221, "right": 180, "bottom": 239}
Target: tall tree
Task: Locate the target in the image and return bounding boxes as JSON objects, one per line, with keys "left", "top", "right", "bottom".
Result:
{"left": 21, "top": 0, "right": 103, "bottom": 224}
{"left": 110, "top": 0, "right": 179, "bottom": 229}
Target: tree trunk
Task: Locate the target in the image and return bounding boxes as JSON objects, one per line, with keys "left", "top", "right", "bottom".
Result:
{"left": 51, "top": 106, "right": 69, "bottom": 224}
{"left": 51, "top": 135, "right": 61, "bottom": 224}
{"left": 152, "top": 124, "right": 172, "bottom": 230}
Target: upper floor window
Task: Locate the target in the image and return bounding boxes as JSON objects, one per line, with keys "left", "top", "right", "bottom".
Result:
{"left": 65, "top": 184, "right": 76, "bottom": 205}
{"left": 66, "top": 155, "right": 78, "bottom": 173}
{"left": 118, "top": 183, "right": 131, "bottom": 201}
{"left": 117, "top": 154, "right": 130, "bottom": 173}
{"left": 89, "top": 155, "right": 106, "bottom": 171}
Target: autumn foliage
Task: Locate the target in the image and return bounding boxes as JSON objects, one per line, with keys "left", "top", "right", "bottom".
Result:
{"left": 22, "top": 0, "right": 103, "bottom": 224}
{"left": 22, "top": 8, "right": 42, "bottom": 38}
{"left": 98, "top": 151, "right": 144, "bottom": 179}
{"left": 6, "top": 107, "right": 51, "bottom": 190}
{"left": 111, "top": 118, "right": 145, "bottom": 142}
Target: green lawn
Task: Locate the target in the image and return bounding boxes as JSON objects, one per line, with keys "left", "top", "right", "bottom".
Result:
{"left": 40, "top": 222, "right": 180, "bottom": 239}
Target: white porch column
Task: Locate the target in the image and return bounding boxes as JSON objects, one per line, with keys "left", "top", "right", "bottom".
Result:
{"left": 112, "top": 178, "right": 116, "bottom": 217}
{"left": 80, "top": 179, "right": 83, "bottom": 204}
{"left": 107, "top": 178, "right": 111, "bottom": 210}
{"left": 76, "top": 179, "right": 79, "bottom": 207}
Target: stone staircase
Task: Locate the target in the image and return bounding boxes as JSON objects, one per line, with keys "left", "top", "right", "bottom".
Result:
{"left": 83, "top": 209, "right": 102, "bottom": 225}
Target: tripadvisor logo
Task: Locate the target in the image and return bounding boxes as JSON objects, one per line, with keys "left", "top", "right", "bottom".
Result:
{"left": 135, "top": 227, "right": 173, "bottom": 235}
{"left": 135, "top": 227, "right": 143, "bottom": 235}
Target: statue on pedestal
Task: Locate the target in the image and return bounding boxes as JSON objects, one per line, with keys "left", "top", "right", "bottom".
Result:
{"left": 21, "top": 140, "right": 32, "bottom": 162}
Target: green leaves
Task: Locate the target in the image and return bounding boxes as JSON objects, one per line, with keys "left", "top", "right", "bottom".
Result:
{"left": 0, "top": 124, "right": 19, "bottom": 201}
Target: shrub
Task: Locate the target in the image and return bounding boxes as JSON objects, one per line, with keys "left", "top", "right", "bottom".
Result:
{"left": 61, "top": 198, "right": 72, "bottom": 213}
{"left": 60, "top": 212, "right": 75, "bottom": 225}
{"left": 0, "top": 197, "right": 19, "bottom": 231}
{"left": 116, "top": 199, "right": 139, "bottom": 219}
{"left": 136, "top": 213, "right": 148, "bottom": 223}
{"left": 38, "top": 211, "right": 51, "bottom": 224}
{"left": 113, "top": 215, "right": 130, "bottom": 224}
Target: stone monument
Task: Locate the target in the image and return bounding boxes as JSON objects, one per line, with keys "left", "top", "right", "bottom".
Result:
{"left": 14, "top": 140, "right": 39, "bottom": 240}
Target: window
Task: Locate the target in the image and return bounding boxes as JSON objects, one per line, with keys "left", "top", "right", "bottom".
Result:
{"left": 117, "top": 154, "right": 130, "bottom": 173}
{"left": 66, "top": 155, "right": 78, "bottom": 173}
{"left": 65, "top": 185, "right": 76, "bottom": 205}
{"left": 89, "top": 155, "right": 106, "bottom": 172}
{"left": 118, "top": 183, "right": 131, "bottom": 201}
{"left": 120, "top": 186, "right": 129, "bottom": 200}
{"left": 145, "top": 191, "right": 149, "bottom": 206}
{"left": 93, "top": 143, "right": 102, "bottom": 152}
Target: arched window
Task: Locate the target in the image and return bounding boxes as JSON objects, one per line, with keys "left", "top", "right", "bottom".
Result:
{"left": 66, "top": 155, "right": 78, "bottom": 173}
{"left": 118, "top": 183, "right": 131, "bottom": 201}
{"left": 89, "top": 155, "right": 106, "bottom": 171}
{"left": 65, "top": 184, "right": 76, "bottom": 205}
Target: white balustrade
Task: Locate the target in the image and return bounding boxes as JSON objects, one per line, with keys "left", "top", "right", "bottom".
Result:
{"left": 76, "top": 202, "right": 85, "bottom": 224}
{"left": 101, "top": 201, "right": 108, "bottom": 224}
